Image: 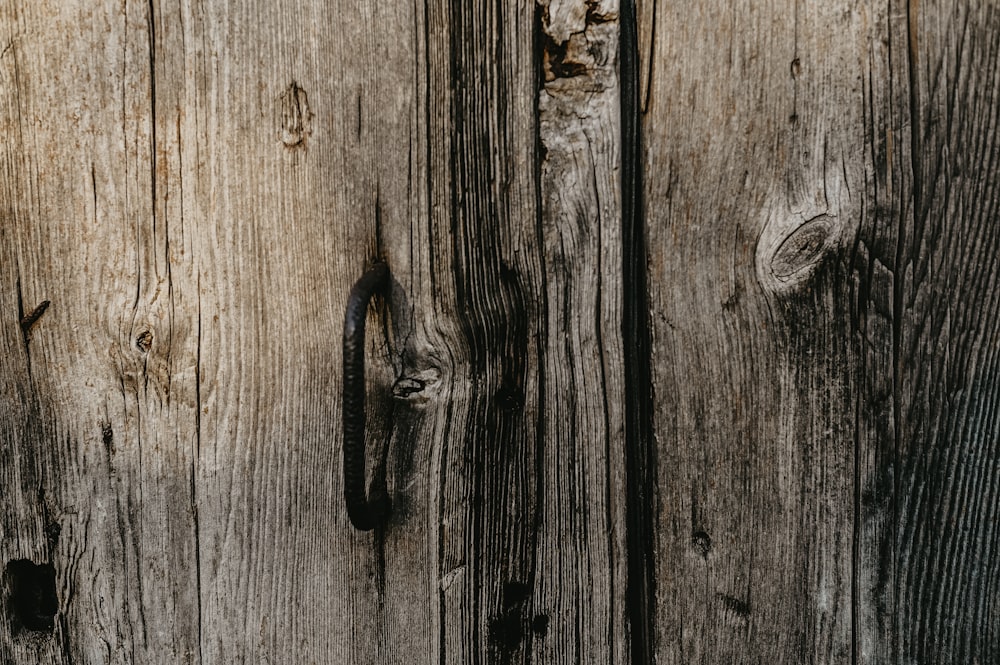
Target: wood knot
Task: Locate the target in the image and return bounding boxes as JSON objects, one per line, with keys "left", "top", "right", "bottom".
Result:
{"left": 391, "top": 367, "right": 441, "bottom": 404}
{"left": 134, "top": 330, "right": 153, "bottom": 353}
{"left": 279, "top": 81, "right": 313, "bottom": 148}
{"left": 756, "top": 213, "right": 838, "bottom": 293}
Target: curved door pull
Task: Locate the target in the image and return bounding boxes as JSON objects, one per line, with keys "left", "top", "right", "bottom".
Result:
{"left": 342, "top": 261, "right": 392, "bottom": 531}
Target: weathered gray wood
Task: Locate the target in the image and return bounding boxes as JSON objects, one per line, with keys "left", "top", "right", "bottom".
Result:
{"left": 1, "top": 0, "right": 630, "bottom": 662}
{"left": 639, "top": 0, "right": 1000, "bottom": 662}
{"left": 854, "top": 3, "right": 1000, "bottom": 662}
{"left": 536, "top": 1, "right": 630, "bottom": 662}
{"left": 398, "top": 0, "right": 631, "bottom": 660}
{"left": 2, "top": 0, "right": 397, "bottom": 661}
{"left": 7, "top": 0, "right": 997, "bottom": 661}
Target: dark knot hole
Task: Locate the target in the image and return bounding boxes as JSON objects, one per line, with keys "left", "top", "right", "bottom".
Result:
{"left": 6, "top": 559, "right": 58, "bottom": 633}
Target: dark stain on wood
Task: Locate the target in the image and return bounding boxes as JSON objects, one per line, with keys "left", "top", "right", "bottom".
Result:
{"left": 691, "top": 530, "right": 712, "bottom": 558}
{"left": 530, "top": 613, "right": 549, "bottom": 637}
{"left": 488, "top": 581, "right": 530, "bottom": 648}
{"left": 717, "top": 593, "right": 750, "bottom": 620}
{"left": 100, "top": 422, "right": 114, "bottom": 454}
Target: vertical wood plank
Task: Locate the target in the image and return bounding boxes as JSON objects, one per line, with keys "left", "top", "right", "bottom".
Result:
{"left": 0, "top": 0, "right": 421, "bottom": 661}
{"left": 640, "top": 0, "right": 1000, "bottom": 662}
{"left": 854, "top": 2, "right": 1000, "bottom": 662}
{"left": 417, "top": 0, "right": 630, "bottom": 660}
{"left": 640, "top": 0, "right": 867, "bottom": 661}
{"left": 536, "top": 0, "right": 629, "bottom": 662}
{"left": 1, "top": 1, "right": 195, "bottom": 661}
{"left": 154, "top": 1, "right": 427, "bottom": 662}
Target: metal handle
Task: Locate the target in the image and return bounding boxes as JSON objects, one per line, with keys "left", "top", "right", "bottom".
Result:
{"left": 342, "top": 261, "right": 392, "bottom": 531}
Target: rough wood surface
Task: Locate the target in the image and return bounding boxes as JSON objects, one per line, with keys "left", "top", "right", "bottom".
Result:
{"left": 5, "top": 0, "right": 999, "bottom": 662}
{"left": 640, "top": 0, "right": 1000, "bottom": 662}
{"left": 0, "top": 0, "right": 629, "bottom": 662}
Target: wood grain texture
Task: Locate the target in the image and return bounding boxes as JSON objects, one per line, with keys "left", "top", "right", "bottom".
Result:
{"left": 854, "top": 3, "right": 1000, "bottom": 662}
{"left": 410, "top": 0, "right": 630, "bottom": 660}
{"left": 0, "top": 0, "right": 629, "bottom": 662}
{"left": 7, "top": 0, "right": 997, "bottom": 661}
{"left": 536, "top": 1, "right": 629, "bottom": 662}
{"left": 639, "top": 0, "right": 1000, "bottom": 662}
{"left": 2, "top": 0, "right": 395, "bottom": 661}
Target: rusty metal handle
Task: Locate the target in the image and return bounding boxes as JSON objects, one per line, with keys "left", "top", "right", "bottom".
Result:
{"left": 342, "top": 262, "right": 391, "bottom": 531}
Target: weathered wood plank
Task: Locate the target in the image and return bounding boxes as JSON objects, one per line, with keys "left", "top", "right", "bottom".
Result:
{"left": 417, "top": 0, "right": 630, "bottom": 660}
{"left": 639, "top": 0, "right": 1000, "bottom": 662}
{"left": 536, "top": 1, "right": 629, "bottom": 662}
{"left": 2, "top": 1, "right": 199, "bottom": 662}
{"left": 0, "top": 0, "right": 421, "bottom": 661}
{"left": 854, "top": 3, "right": 1000, "bottom": 662}
{"left": 640, "top": 0, "right": 869, "bottom": 661}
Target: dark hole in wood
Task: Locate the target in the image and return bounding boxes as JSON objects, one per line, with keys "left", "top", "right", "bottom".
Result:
{"left": 585, "top": 1, "right": 615, "bottom": 24}
{"left": 392, "top": 376, "right": 426, "bottom": 398}
{"left": 5, "top": 559, "right": 58, "bottom": 633}
{"left": 489, "top": 612, "right": 525, "bottom": 650}
{"left": 692, "top": 530, "right": 712, "bottom": 557}
{"left": 501, "top": 580, "right": 530, "bottom": 609}
{"left": 531, "top": 613, "right": 549, "bottom": 637}
{"left": 101, "top": 422, "right": 114, "bottom": 451}
{"left": 494, "top": 376, "right": 525, "bottom": 411}
{"left": 488, "top": 581, "right": 532, "bottom": 651}
{"left": 543, "top": 34, "right": 589, "bottom": 79}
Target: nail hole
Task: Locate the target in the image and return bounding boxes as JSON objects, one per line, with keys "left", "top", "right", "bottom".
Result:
{"left": 5, "top": 560, "right": 58, "bottom": 633}
{"left": 531, "top": 614, "right": 549, "bottom": 637}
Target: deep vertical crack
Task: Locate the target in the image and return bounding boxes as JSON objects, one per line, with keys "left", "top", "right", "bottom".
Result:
{"left": 620, "top": 0, "right": 657, "bottom": 661}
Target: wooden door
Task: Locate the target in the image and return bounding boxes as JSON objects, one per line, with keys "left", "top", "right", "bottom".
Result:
{"left": 3, "top": 0, "right": 999, "bottom": 663}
